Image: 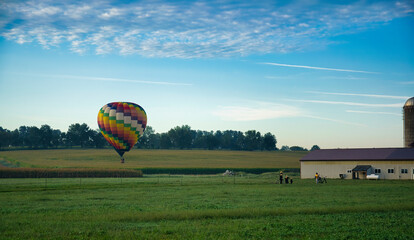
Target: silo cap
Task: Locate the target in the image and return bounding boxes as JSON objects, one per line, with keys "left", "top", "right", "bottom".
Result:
{"left": 404, "top": 97, "right": 414, "bottom": 107}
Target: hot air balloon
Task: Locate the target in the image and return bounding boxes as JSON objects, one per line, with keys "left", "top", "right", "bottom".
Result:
{"left": 97, "top": 102, "right": 147, "bottom": 163}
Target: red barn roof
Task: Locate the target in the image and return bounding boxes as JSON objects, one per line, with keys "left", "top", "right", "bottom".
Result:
{"left": 300, "top": 148, "right": 414, "bottom": 161}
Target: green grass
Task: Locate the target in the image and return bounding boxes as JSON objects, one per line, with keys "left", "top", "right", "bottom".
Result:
{"left": 1, "top": 176, "right": 413, "bottom": 239}
{"left": 1, "top": 149, "right": 413, "bottom": 239}
{"left": 0, "top": 149, "right": 304, "bottom": 169}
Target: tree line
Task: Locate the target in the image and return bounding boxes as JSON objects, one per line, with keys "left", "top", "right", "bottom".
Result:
{"left": 0, "top": 124, "right": 319, "bottom": 151}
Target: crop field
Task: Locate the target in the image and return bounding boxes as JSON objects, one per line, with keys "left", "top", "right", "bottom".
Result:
{"left": 0, "top": 149, "right": 304, "bottom": 169}
{"left": 1, "top": 176, "right": 414, "bottom": 239}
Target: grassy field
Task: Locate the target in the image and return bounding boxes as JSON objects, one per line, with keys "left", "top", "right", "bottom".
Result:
{"left": 0, "top": 149, "right": 304, "bottom": 169}
{"left": 1, "top": 149, "right": 413, "bottom": 239}
{"left": 1, "top": 176, "right": 413, "bottom": 239}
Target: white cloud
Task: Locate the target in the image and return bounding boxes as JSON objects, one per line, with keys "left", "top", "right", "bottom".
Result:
{"left": 100, "top": 8, "right": 123, "bottom": 19}
{"left": 0, "top": 0, "right": 412, "bottom": 58}
{"left": 213, "top": 103, "right": 301, "bottom": 121}
{"left": 30, "top": 6, "right": 60, "bottom": 16}
{"left": 262, "top": 62, "right": 379, "bottom": 74}
{"left": 64, "top": 5, "right": 92, "bottom": 19}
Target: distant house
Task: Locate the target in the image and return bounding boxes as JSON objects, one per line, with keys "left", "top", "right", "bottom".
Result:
{"left": 300, "top": 148, "right": 414, "bottom": 180}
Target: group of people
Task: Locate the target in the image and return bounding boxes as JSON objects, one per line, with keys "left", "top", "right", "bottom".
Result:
{"left": 278, "top": 171, "right": 293, "bottom": 184}
{"left": 276, "top": 171, "right": 327, "bottom": 184}
{"left": 315, "top": 172, "right": 327, "bottom": 184}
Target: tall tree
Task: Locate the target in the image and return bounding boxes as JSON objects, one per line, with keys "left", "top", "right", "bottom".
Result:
{"left": 244, "top": 130, "right": 262, "bottom": 151}
{"left": 234, "top": 131, "right": 245, "bottom": 150}
{"left": 168, "top": 125, "right": 193, "bottom": 149}
{"left": 310, "top": 145, "right": 320, "bottom": 151}
{"left": 148, "top": 133, "right": 161, "bottom": 149}
{"left": 40, "top": 124, "right": 53, "bottom": 148}
{"left": 10, "top": 129, "right": 21, "bottom": 147}
{"left": 18, "top": 126, "right": 30, "bottom": 147}
{"left": 160, "top": 132, "right": 172, "bottom": 149}
{"left": 51, "top": 129, "right": 62, "bottom": 148}
{"left": 91, "top": 130, "right": 107, "bottom": 148}
{"left": 280, "top": 145, "right": 290, "bottom": 151}
{"left": 137, "top": 126, "right": 155, "bottom": 149}
{"left": 0, "top": 127, "right": 11, "bottom": 149}
{"left": 206, "top": 131, "right": 219, "bottom": 150}
{"left": 262, "top": 132, "right": 277, "bottom": 151}
{"left": 28, "top": 126, "right": 41, "bottom": 148}
{"left": 193, "top": 130, "right": 208, "bottom": 149}
{"left": 67, "top": 123, "right": 93, "bottom": 148}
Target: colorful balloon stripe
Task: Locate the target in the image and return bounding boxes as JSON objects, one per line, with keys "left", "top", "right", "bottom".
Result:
{"left": 97, "top": 102, "right": 147, "bottom": 157}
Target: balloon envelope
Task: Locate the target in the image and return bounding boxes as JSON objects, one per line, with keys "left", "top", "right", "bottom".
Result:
{"left": 97, "top": 102, "right": 147, "bottom": 157}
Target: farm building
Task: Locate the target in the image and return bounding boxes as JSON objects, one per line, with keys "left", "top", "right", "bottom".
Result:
{"left": 300, "top": 148, "right": 414, "bottom": 180}
{"left": 300, "top": 97, "right": 414, "bottom": 180}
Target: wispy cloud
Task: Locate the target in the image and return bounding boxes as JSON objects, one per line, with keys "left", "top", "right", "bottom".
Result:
{"left": 262, "top": 62, "right": 379, "bottom": 74}
{"left": 303, "top": 115, "right": 366, "bottom": 127}
{"left": 307, "top": 91, "right": 409, "bottom": 100}
{"left": 212, "top": 101, "right": 364, "bottom": 126}
{"left": 320, "top": 76, "right": 369, "bottom": 80}
{"left": 288, "top": 99, "right": 403, "bottom": 108}
{"left": 54, "top": 74, "right": 192, "bottom": 86}
{"left": 213, "top": 103, "right": 301, "bottom": 121}
{"left": 400, "top": 81, "right": 414, "bottom": 84}
{"left": 0, "top": 0, "right": 412, "bottom": 58}
{"left": 346, "top": 110, "right": 401, "bottom": 116}
{"left": 13, "top": 73, "right": 192, "bottom": 86}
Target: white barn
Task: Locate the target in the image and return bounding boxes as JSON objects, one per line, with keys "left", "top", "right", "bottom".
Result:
{"left": 300, "top": 148, "right": 414, "bottom": 180}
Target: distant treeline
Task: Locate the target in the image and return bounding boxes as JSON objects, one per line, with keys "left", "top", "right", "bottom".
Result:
{"left": 0, "top": 124, "right": 320, "bottom": 152}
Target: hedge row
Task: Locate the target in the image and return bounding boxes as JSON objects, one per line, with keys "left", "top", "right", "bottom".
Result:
{"left": 0, "top": 167, "right": 300, "bottom": 178}
{"left": 0, "top": 168, "right": 143, "bottom": 178}
{"left": 140, "top": 168, "right": 300, "bottom": 175}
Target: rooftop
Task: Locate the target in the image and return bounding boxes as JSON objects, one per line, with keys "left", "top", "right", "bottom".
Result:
{"left": 301, "top": 148, "right": 414, "bottom": 161}
{"left": 352, "top": 165, "right": 372, "bottom": 171}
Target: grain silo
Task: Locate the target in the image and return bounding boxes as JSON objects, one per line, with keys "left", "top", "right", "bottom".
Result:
{"left": 404, "top": 97, "right": 414, "bottom": 148}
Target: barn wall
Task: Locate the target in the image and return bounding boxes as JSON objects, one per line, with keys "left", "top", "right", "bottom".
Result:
{"left": 300, "top": 160, "right": 414, "bottom": 180}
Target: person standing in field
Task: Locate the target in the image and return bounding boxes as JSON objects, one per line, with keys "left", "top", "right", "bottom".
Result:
{"left": 315, "top": 172, "right": 319, "bottom": 184}
{"left": 279, "top": 171, "right": 283, "bottom": 184}
{"left": 285, "top": 175, "right": 289, "bottom": 184}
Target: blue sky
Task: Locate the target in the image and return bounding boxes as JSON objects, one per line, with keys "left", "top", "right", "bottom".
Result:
{"left": 0, "top": 0, "right": 413, "bottom": 149}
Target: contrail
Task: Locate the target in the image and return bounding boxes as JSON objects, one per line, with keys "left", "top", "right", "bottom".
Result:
{"left": 346, "top": 110, "right": 401, "bottom": 116}
{"left": 288, "top": 99, "right": 402, "bottom": 108}
{"left": 307, "top": 91, "right": 409, "bottom": 100}
{"left": 262, "top": 62, "right": 379, "bottom": 74}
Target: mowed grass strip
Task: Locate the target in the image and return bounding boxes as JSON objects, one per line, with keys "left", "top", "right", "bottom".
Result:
{"left": 0, "top": 149, "right": 304, "bottom": 169}
{"left": 115, "top": 203, "right": 414, "bottom": 222}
